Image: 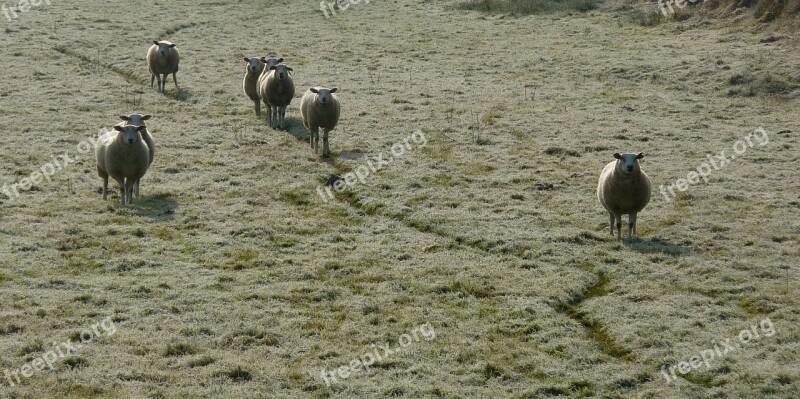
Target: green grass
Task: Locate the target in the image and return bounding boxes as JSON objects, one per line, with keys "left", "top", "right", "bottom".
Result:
{"left": 456, "top": 0, "right": 598, "bottom": 15}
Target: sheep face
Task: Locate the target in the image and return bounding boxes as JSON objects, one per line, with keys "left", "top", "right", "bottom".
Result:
{"left": 613, "top": 153, "right": 644, "bottom": 175}
{"left": 269, "top": 64, "right": 293, "bottom": 80}
{"left": 153, "top": 41, "right": 176, "bottom": 57}
{"left": 120, "top": 114, "right": 152, "bottom": 126}
{"left": 243, "top": 57, "right": 264, "bottom": 74}
{"left": 310, "top": 87, "right": 338, "bottom": 104}
{"left": 114, "top": 125, "right": 146, "bottom": 145}
{"left": 260, "top": 57, "right": 284, "bottom": 70}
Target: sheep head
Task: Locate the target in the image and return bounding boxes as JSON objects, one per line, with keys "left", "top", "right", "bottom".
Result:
{"left": 114, "top": 124, "right": 146, "bottom": 145}
{"left": 269, "top": 64, "right": 293, "bottom": 80}
{"left": 613, "top": 152, "right": 644, "bottom": 174}
{"left": 310, "top": 87, "right": 338, "bottom": 104}
{"left": 243, "top": 57, "right": 265, "bottom": 73}
{"left": 153, "top": 41, "right": 176, "bottom": 57}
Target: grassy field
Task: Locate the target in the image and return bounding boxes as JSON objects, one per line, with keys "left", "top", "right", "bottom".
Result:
{"left": 0, "top": 0, "right": 798, "bottom": 398}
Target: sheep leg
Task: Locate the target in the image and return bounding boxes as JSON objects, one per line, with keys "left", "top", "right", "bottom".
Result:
{"left": 122, "top": 179, "right": 128, "bottom": 207}
{"left": 323, "top": 128, "right": 330, "bottom": 158}
{"left": 126, "top": 178, "right": 134, "bottom": 205}
{"left": 268, "top": 105, "right": 274, "bottom": 126}
{"left": 102, "top": 175, "right": 109, "bottom": 200}
{"left": 161, "top": 74, "right": 168, "bottom": 92}
{"left": 155, "top": 74, "right": 162, "bottom": 92}
{"left": 150, "top": 73, "right": 155, "bottom": 88}
{"left": 115, "top": 178, "right": 125, "bottom": 206}
{"left": 135, "top": 179, "right": 140, "bottom": 198}
{"left": 271, "top": 106, "right": 279, "bottom": 129}
{"left": 254, "top": 100, "right": 261, "bottom": 118}
{"left": 629, "top": 213, "right": 637, "bottom": 239}
{"left": 310, "top": 126, "right": 316, "bottom": 152}
{"left": 172, "top": 73, "right": 179, "bottom": 89}
{"left": 279, "top": 106, "right": 286, "bottom": 130}
{"left": 608, "top": 212, "right": 614, "bottom": 236}
{"left": 615, "top": 214, "right": 622, "bottom": 241}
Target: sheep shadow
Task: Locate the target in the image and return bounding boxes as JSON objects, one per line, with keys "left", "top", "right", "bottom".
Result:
{"left": 169, "top": 88, "right": 191, "bottom": 101}
{"left": 280, "top": 117, "right": 308, "bottom": 141}
{"left": 624, "top": 237, "right": 692, "bottom": 256}
{"left": 131, "top": 193, "right": 178, "bottom": 221}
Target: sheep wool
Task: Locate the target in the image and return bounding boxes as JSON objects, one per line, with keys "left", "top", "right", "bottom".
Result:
{"left": 257, "top": 64, "right": 294, "bottom": 130}
{"left": 118, "top": 114, "right": 155, "bottom": 197}
{"left": 147, "top": 40, "right": 180, "bottom": 93}
{"left": 597, "top": 152, "right": 651, "bottom": 240}
{"left": 300, "top": 87, "right": 340, "bottom": 157}
{"left": 96, "top": 124, "right": 151, "bottom": 206}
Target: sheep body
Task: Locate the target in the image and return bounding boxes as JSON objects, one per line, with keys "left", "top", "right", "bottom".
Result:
{"left": 244, "top": 57, "right": 283, "bottom": 118}
{"left": 118, "top": 114, "right": 155, "bottom": 197}
{"left": 254, "top": 57, "right": 284, "bottom": 121}
{"left": 257, "top": 64, "right": 294, "bottom": 129}
{"left": 147, "top": 41, "right": 180, "bottom": 93}
{"left": 300, "top": 87, "right": 340, "bottom": 157}
{"left": 96, "top": 124, "right": 151, "bottom": 206}
{"left": 597, "top": 152, "right": 651, "bottom": 240}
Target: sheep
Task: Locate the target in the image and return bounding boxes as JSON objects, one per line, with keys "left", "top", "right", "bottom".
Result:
{"left": 300, "top": 87, "right": 340, "bottom": 157}
{"left": 597, "top": 152, "right": 651, "bottom": 240}
{"left": 257, "top": 63, "right": 294, "bottom": 130}
{"left": 147, "top": 40, "right": 180, "bottom": 93}
{"left": 243, "top": 57, "right": 283, "bottom": 118}
{"left": 96, "top": 124, "right": 151, "bottom": 206}
{"left": 255, "top": 56, "right": 284, "bottom": 121}
{"left": 118, "top": 114, "right": 155, "bottom": 197}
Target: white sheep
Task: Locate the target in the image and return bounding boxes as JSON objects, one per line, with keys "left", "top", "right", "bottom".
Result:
{"left": 96, "top": 124, "right": 151, "bottom": 206}
{"left": 300, "top": 87, "right": 340, "bottom": 157}
{"left": 257, "top": 63, "right": 294, "bottom": 130}
{"left": 597, "top": 152, "right": 651, "bottom": 240}
{"left": 118, "top": 114, "right": 155, "bottom": 197}
{"left": 147, "top": 40, "right": 180, "bottom": 93}
{"left": 243, "top": 57, "right": 283, "bottom": 118}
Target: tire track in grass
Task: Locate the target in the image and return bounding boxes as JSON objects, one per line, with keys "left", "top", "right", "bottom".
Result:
{"left": 54, "top": 22, "right": 202, "bottom": 94}
{"left": 54, "top": 45, "right": 147, "bottom": 86}
{"left": 281, "top": 153, "right": 639, "bottom": 369}
{"left": 553, "top": 269, "right": 634, "bottom": 361}
{"left": 156, "top": 22, "right": 199, "bottom": 40}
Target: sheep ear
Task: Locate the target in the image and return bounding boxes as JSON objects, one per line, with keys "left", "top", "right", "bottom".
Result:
{"left": 636, "top": 153, "right": 644, "bottom": 159}
{"left": 168, "top": 44, "right": 176, "bottom": 48}
{"left": 137, "top": 125, "right": 147, "bottom": 131}
{"left": 244, "top": 57, "right": 250, "bottom": 62}
{"left": 613, "top": 153, "right": 622, "bottom": 159}
{"left": 119, "top": 115, "right": 130, "bottom": 121}
{"left": 143, "top": 115, "right": 152, "bottom": 120}
{"left": 286, "top": 67, "right": 293, "bottom": 71}
{"left": 277, "top": 58, "right": 284, "bottom": 63}
{"left": 330, "top": 87, "right": 338, "bottom": 93}
{"left": 310, "top": 88, "right": 319, "bottom": 93}
{"left": 260, "top": 56, "right": 267, "bottom": 62}
{"left": 114, "top": 125, "right": 124, "bottom": 131}
{"left": 153, "top": 40, "right": 160, "bottom": 46}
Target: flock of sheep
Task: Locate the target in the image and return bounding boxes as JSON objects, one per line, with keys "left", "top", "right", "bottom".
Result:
{"left": 96, "top": 41, "right": 340, "bottom": 203}
{"left": 97, "top": 40, "right": 650, "bottom": 241}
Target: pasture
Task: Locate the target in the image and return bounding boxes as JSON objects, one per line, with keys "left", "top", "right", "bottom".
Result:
{"left": 0, "top": 0, "right": 798, "bottom": 398}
